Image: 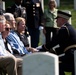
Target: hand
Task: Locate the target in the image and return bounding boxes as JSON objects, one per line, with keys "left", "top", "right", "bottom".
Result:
{"left": 29, "top": 48, "right": 39, "bottom": 53}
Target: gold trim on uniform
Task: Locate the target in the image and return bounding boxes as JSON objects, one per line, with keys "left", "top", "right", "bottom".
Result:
{"left": 64, "top": 44, "right": 76, "bottom": 52}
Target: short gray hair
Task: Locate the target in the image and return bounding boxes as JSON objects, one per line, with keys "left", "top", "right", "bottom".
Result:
{"left": 3, "top": 13, "right": 14, "bottom": 21}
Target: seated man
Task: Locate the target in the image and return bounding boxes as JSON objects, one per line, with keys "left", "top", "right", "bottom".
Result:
{"left": 0, "top": 14, "right": 22, "bottom": 75}
{"left": 38, "top": 10, "right": 76, "bottom": 75}
{"left": 3, "top": 13, "right": 38, "bottom": 56}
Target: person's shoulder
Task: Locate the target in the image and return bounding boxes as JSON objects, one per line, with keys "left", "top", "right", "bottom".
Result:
{"left": 53, "top": 8, "right": 58, "bottom": 13}
{"left": 59, "top": 25, "right": 70, "bottom": 35}
{"left": 55, "top": 8, "right": 58, "bottom": 11}
{"left": 61, "top": 25, "right": 69, "bottom": 30}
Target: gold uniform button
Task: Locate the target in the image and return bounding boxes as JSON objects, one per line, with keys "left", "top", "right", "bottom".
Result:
{"left": 33, "top": 5, "right": 35, "bottom": 7}
{"left": 33, "top": 11, "right": 35, "bottom": 13}
{"left": 33, "top": 8, "right": 35, "bottom": 10}
{"left": 33, "top": 14, "right": 35, "bottom": 16}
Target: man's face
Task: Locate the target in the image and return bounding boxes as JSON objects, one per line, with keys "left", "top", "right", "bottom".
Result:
{"left": 0, "top": 20, "right": 6, "bottom": 32}
{"left": 10, "top": 17, "right": 16, "bottom": 29}
{"left": 56, "top": 17, "right": 63, "bottom": 27}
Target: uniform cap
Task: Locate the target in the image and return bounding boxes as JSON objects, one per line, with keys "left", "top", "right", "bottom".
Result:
{"left": 57, "top": 10, "right": 72, "bottom": 20}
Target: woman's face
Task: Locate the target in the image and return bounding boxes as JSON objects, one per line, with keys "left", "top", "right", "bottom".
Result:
{"left": 49, "top": 1, "right": 55, "bottom": 9}
{"left": 17, "top": 20, "right": 26, "bottom": 33}
{"left": 2, "top": 23, "right": 11, "bottom": 39}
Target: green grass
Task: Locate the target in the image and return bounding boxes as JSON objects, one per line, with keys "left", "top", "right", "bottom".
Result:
{"left": 65, "top": 72, "right": 72, "bottom": 75}
{"left": 5, "top": 0, "right": 14, "bottom": 8}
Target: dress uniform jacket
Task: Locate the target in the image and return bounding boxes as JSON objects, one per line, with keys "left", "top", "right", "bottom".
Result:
{"left": 22, "top": 0, "right": 43, "bottom": 48}
{"left": 39, "top": 22, "right": 76, "bottom": 74}
{"left": 22, "top": 0, "right": 43, "bottom": 28}
{"left": 41, "top": 22, "right": 76, "bottom": 63}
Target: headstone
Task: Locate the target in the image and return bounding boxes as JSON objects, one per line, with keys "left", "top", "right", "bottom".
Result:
{"left": 0, "top": 0, "right": 5, "bottom": 10}
{"left": 74, "top": 0, "right": 76, "bottom": 10}
{"left": 22, "top": 52, "right": 59, "bottom": 75}
{"left": 55, "top": 0, "right": 60, "bottom": 7}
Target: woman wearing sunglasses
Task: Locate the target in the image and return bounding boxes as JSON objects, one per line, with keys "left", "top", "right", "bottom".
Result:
{"left": 1, "top": 21, "right": 23, "bottom": 75}
{"left": 2, "top": 21, "right": 13, "bottom": 54}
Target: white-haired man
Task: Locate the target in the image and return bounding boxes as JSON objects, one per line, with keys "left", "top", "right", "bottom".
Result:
{"left": 0, "top": 15, "right": 20, "bottom": 75}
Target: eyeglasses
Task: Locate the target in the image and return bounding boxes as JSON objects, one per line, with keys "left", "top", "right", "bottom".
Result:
{"left": 5, "top": 28, "right": 11, "bottom": 31}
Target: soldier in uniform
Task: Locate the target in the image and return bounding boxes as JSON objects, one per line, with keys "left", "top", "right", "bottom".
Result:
{"left": 38, "top": 10, "right": 76, "bottom": 75}
{"left": 22, "top": 0, "right": 43, "bottom": 48}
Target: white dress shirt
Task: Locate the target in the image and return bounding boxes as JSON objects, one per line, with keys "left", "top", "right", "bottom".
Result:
{"left": 0, "top": 33, "right": 9, "bottom": 56}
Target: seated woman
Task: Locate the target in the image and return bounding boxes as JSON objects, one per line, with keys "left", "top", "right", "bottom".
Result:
{"left": 2, "top": 21, "right": 13, "bottom": 54}
{"left": 15, "top": 17, "right": 39, "bottom": 52}
{"left": 2, "top": 20, "right": 38, "bottom": 57}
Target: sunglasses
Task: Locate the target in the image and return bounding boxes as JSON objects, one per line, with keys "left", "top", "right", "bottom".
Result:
{"left": 5, "top": 28, "right": 11, "bottom": 31}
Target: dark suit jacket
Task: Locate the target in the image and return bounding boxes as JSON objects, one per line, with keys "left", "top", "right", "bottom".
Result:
{"left": 6, "top": 4, "right": 26, "bottom": 18}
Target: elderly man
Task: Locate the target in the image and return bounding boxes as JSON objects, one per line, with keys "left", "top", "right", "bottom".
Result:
{"left": 38, "top": 10, "right": 76, "bottom": 75}
{"left": 0, "top": 15, "right": 22, "bottom": 75}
